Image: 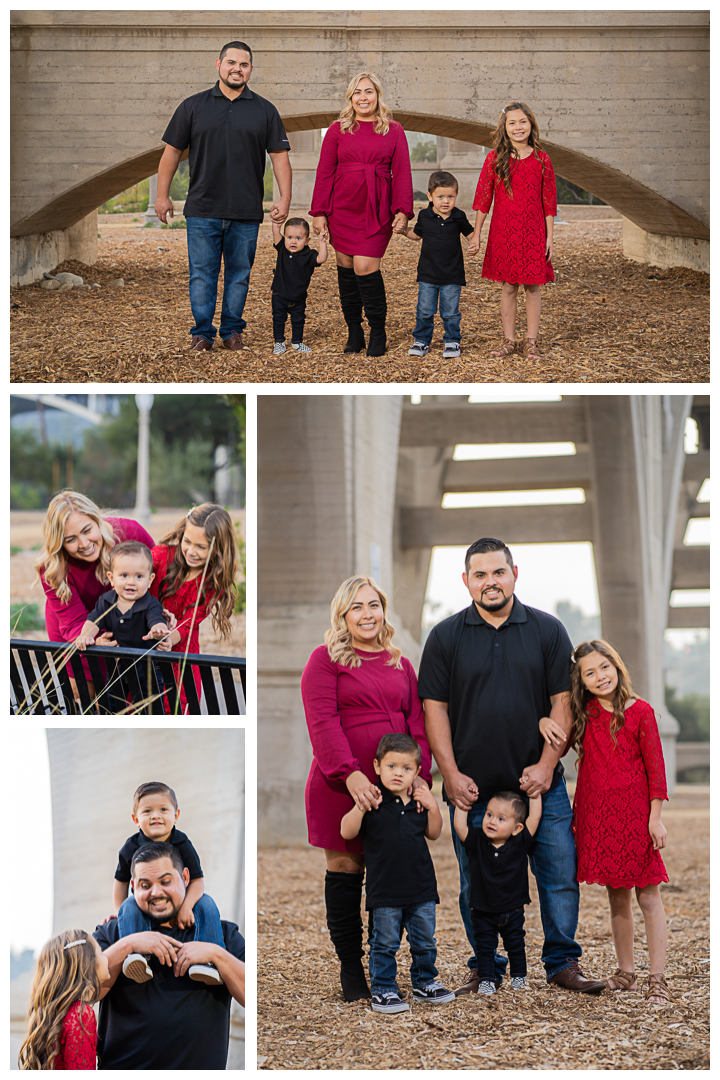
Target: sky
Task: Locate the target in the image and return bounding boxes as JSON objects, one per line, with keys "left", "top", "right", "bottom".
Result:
{"left": 9, "top": 729, "right": 54, "bottom": 953}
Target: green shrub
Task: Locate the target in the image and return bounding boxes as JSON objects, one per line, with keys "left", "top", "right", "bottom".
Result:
{"left": 11, "top": 545, "right": 21, "bottom": 556}
{"left": 161, "top": 220, "right": 187, "bottom": 229}
{"left": 11, "top": 603, "right": 44, "bottom": 632}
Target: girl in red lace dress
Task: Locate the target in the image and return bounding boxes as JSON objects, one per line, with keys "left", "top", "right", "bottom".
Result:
{"left": 150, "top": 503, "right": 239, "bottom": 713}
{"left": 19, "top": 930, "right": 109, "bottom": 1069}
{"left": 540, "top": 639, "right": 670, "bottom": 1007}
{"left": 468, "top": 101, "right": 557, "bottom": 361}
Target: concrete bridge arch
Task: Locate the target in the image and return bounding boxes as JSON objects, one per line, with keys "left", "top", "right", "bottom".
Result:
{"left": 11, "top": 10, "right": 709, "bottom": 280}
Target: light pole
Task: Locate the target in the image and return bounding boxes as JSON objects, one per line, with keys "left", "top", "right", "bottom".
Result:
{"left": 134, "top": 394, "right": 154, "bottom": 525}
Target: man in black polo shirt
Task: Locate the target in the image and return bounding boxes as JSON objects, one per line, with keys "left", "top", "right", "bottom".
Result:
{"left": 94, "top": 842, "right": 245, "bottom": 1069}
{"left": 155, "top": 40, "right": 292, "bottom": 352}
{"left": 418, "top": 537, "right": 604, "bottom": 995}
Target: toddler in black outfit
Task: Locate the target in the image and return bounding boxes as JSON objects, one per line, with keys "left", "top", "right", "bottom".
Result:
{"left": 454, "top": 789, "right": 542, "bottom": 994}
{"left": 271, "top": 217, "right": 327, "bottom": 355}
{"left": 341, "top": 733, "right": 455, "bottom": 1015}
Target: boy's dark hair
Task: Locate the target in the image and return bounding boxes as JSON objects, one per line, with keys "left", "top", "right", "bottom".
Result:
{"left": 109, "top": 540, "right": 153, "bottom": 571}
{"left": 219, "top": 40, "right": 253, "bottom": 64}
{"left": 284, "top": 217, "right": 310, "bottom": 237}
{"left": 428, "top": 170, "right": 459, "bottom": 194}
{"left": 491, "top": 791, "right": 528, "bottom": 824}
{"left": 375, "top": 732, "right": 422, "bottom": 767}
{"left": 133, "top": 781, "right": 178, "bottom": 814}
{"left": 465, "top": 537, "right": 514, "bottom": 575}
{"left": 131, "top": 841, "right": 184, "bottom": 879}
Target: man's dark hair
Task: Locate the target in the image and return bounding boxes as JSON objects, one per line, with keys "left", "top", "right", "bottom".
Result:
{"left": 491, "top": 791, "right": 528, "bottom": 824}
{"left": 284, "top": 217, "right": 310, "bottom": 237}
{"left": 131, "top": 841, "right": 184, "bottom": 879}
{"left": 375, "top": 732, "right": 422, "bottom": 767}
{"left": 109, "top": 541, "right": 153, "bottom": 571}
{"left": 132, "top": 781, "right": 178, "bottom": 814}
{"left": 219, "top": 40, "right": 253, "bottom": 64}
{"left": 465, "top": 537, "right": 514, "bottom": 575}
{"left": 428, "top": 170, "right": 459, "bottom": 194}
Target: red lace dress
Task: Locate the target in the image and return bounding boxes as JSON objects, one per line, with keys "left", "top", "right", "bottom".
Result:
{"left": 473, "top": 149, "right": 557, "bottom": 284}
{"left": 572, "top": 697, "right": 669, "bottom": 888}
{"left": 54, "top": 1001, "right": 97, "bottom": 1069}
{"left": 150, "top": 545, "right": 218, "bottom": 713}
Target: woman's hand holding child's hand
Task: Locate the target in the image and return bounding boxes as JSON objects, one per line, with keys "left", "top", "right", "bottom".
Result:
{"left": 467, "top": 237, "right": 480, "bottom": 257}
{"left": 539, "top": 715, "right": 567, "bottom": 750}
{"left": 346, "top": 770, "right": 382, "bottom": 812}
{"left": 75, "top": 633, "right": 96, "bottom": 652}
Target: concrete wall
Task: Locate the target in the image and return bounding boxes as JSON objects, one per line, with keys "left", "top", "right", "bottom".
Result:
{"left": 623, "top": 217, "right": 710, "bottom": 273}
{"left": 10, "top": 210, "right": 97, "bottom": 285}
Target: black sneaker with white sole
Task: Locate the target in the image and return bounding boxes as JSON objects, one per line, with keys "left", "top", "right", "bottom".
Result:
{"left": 412, "top": 980, "right": 456, "bottom": 1004}
{"left": 408, "top": 341, "right": 430, "bottom": 357}
{"left": 371, "top": 990, "right": 410, "bottom": 1014}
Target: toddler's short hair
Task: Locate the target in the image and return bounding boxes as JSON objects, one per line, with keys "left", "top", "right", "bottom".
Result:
{"left": 284, "top": 217, "right": 310, "bottom": 237}
{"left": 428, "top": 170, "right": 459, "bottom": 194}
{"left": 375, "top": 732, "right": 421, "bottom": 767}
{"left": 133, "top": 781, "right": 178, "bottom": 814}
{"left": 110, "top": 540, "right": 153, "bottom": 571}
{"left": 491, "top": 790, "right": 528, "bottom": 824}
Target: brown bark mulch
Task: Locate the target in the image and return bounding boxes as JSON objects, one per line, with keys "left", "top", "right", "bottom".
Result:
{"left": 11, "top": 220, "right": 708, "bottom": 384}
{"left": 257, "top": 786, "right": 709, "bottom": 1070}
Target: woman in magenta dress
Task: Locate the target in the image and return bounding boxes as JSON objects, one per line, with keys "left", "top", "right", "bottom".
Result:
{"left": 310, "top": 72, "right": 414, "bottom": 357}
{"left": 19, "top": 930, "right": 109, "bottom": 1069}
{"left": 540, "top": 639, "right": 671, "bottom": 1006}
{"left": 301, "top": 575, "right": 432, "bottom": 1002}
{"left": 34, "top": 490, "right": 157, "bottom": 705}
{"left": 149, "top": 503, "right": 239, "bottom": 713}
{"left": 468, "top": 101, "right": 557, "bottom": 360}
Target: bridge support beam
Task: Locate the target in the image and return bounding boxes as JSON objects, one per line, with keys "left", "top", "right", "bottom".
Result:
{"left": 10, "top": 210, "right": 97, "bottom": 286}
{"left": 623, "top": 218, "right": 710, "bottom": 274}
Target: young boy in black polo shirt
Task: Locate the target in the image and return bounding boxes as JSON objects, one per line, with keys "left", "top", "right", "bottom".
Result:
{"left": 454, "top": 790, "right": 542, "bottom": 995}
{"left": 341, "top": 733, "right": 455, "bottom": 1015}
{"left": 400, "top": 170, "right": 473, "bottom": 360}
{"left": 271, "top": 217, "right": 328, "bottom": 355}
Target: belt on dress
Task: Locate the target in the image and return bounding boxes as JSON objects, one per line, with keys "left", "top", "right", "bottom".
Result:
{"left": 333, "top": 162, "right": 392, "bottom": 236}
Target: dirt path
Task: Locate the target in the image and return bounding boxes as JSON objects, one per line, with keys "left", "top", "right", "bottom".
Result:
{"left": 11, "top": 219, "right": 708, "bottom": 384}
{"left": 258, "top": 786, "right": 709, "bottom": 1070}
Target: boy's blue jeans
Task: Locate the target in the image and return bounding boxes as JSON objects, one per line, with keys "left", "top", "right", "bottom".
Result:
{"left": 413, "top": 282, "right": 462, "bottom": 344}
{"left": 117, "top": 893, "right": 225, "bottom": 949}
{"left": 185, "top": 218, "right": 260, "bottom": 342}
{"left": 368, "top": 901, "right": 439, "bottom": 993}
{"left": 448, "top": 777, "right": 581, "bottom": 981}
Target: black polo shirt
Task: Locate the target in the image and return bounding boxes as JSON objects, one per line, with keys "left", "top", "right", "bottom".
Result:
{"left": 115, "top": 826, "right": 203, "bottom": 883}
{"left": 359, "top": 782, "right": 439, "bottom": 909}
{"left": 463, "top": 822, "right": 537, "bottom": 912}
{"left": 272, "top": 240, "right": 320, "bottom": 300}
{"left": 94, "top": 917, "right": 244, "bottom": 1070}
{"left": 417, "top": 597, "right": 573, "bottom": 801}
{"left": 162, "top": 82, "right": 290, "bottom": 220}
{"left": 414, "top": 204, "right": 474, "bottom": 286}
{"left": 88, "top": 589, "right": 166, "bottom": 650}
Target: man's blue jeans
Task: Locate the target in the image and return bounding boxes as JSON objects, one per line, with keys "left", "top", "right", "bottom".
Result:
{"left": 413, "top": 282, "right": 462, "bottom": 344}
{"left": 449, "top": 777, "right": 581, "bottom": 980}
{"left": 369, "top": 901, "right": 439, "bottom": 992}
{"left": 185, "top": 217, "right": 259, "bottom": 341}
{"left": 117, "top": 893, "right": 225, "bottom": 949}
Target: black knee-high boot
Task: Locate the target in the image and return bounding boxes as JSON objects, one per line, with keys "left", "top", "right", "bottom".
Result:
{"left": 355, "top": 269, "right": 387, "bottom": 357}
{"left": 336, "top": 266, "right": 366, "bottom": 354}
{"left": 325, "top": 870, "right": 371, "bottom": 1001}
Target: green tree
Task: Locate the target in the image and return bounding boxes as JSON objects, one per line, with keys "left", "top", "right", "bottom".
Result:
{"left": 410, "top": 139, "right": 437, "bottom": 163}
{"left": 664, "top": 686, "right": 709, "bottom": 742}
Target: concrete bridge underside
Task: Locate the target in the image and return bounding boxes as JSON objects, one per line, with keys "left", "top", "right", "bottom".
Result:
{"left": 11, "top": 10, "right": 709, "bottom": 280}
{"left": 258, "top": 394, "right": 709, "bottom": 846}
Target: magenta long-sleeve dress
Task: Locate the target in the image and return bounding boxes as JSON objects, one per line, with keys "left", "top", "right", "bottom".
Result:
{"left": 310, "top": 120, "right": 414, "bottom": 257}
{"left": 301, "top": 645, "right": 433, "bottom": 853}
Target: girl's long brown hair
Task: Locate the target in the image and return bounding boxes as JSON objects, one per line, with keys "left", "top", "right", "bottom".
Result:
{"left": 18, "top": 930, "right": 101, "bottom": 1070}
{"left": 569, "top": 639, "right": 635, "bottom": 763}
{"left": 157, "top": 503, "right": 238, "bottom": 637}
{"left": 492, "top": 101, "right": 543, "bottom": 198}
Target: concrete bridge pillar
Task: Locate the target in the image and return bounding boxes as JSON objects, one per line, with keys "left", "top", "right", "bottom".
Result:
{"left": 437, "top": 138, "right": 488, "bottom": 209}
{"left": 275, "top": 129, "right": 321, "bottom": 211}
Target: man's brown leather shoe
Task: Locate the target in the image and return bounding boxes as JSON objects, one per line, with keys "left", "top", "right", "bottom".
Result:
{"left": 549, "top": 961, "right": 605, "bottom": 994}
{"left": 222, "top": 332, "right": 244, "bottom": 350}
{"left": 454, "top": 969, "right": 502, "bottom": 994}
{"left": 190, "top": 336, "right": 212, "bottom": 351}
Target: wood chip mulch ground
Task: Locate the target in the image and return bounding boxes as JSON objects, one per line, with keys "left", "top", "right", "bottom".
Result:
{"left": 258, "top": 785, "right": 709, "bottom": 1070}
{"left": 11, "top": 218, "right": 708, "bottom": 384}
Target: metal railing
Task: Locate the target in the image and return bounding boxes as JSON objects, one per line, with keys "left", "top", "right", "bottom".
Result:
{"left": 10, "top": 639, "right": 246, "bottom": 716}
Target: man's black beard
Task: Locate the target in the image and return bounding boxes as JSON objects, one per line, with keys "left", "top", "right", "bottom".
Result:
{"left": 220, "top": 73, "right": 245, "bottom": 91}
{"left": 145, "top": 903, "right": 180, "bottom": 928}
{"left": 476, "top": 590, "right": 511, "bottom": 613}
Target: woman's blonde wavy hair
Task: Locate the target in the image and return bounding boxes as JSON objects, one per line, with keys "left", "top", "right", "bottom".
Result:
{"left": 570, "top": 639, "right": 635, "bottom": 763}
{"left": 492, "top": 100, "right": 543, "bottom": 198}
{"left": 325, "top": 576, "right": 403, "bottom": 669}
{"left": 34, "top": 491, "right": 117, "bottom": 604}
{"left": 18, "top": 929, "right": 101, "bottom": 1070}
{"left": 338, "top": 71, "right": 392, "bottom": 135}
